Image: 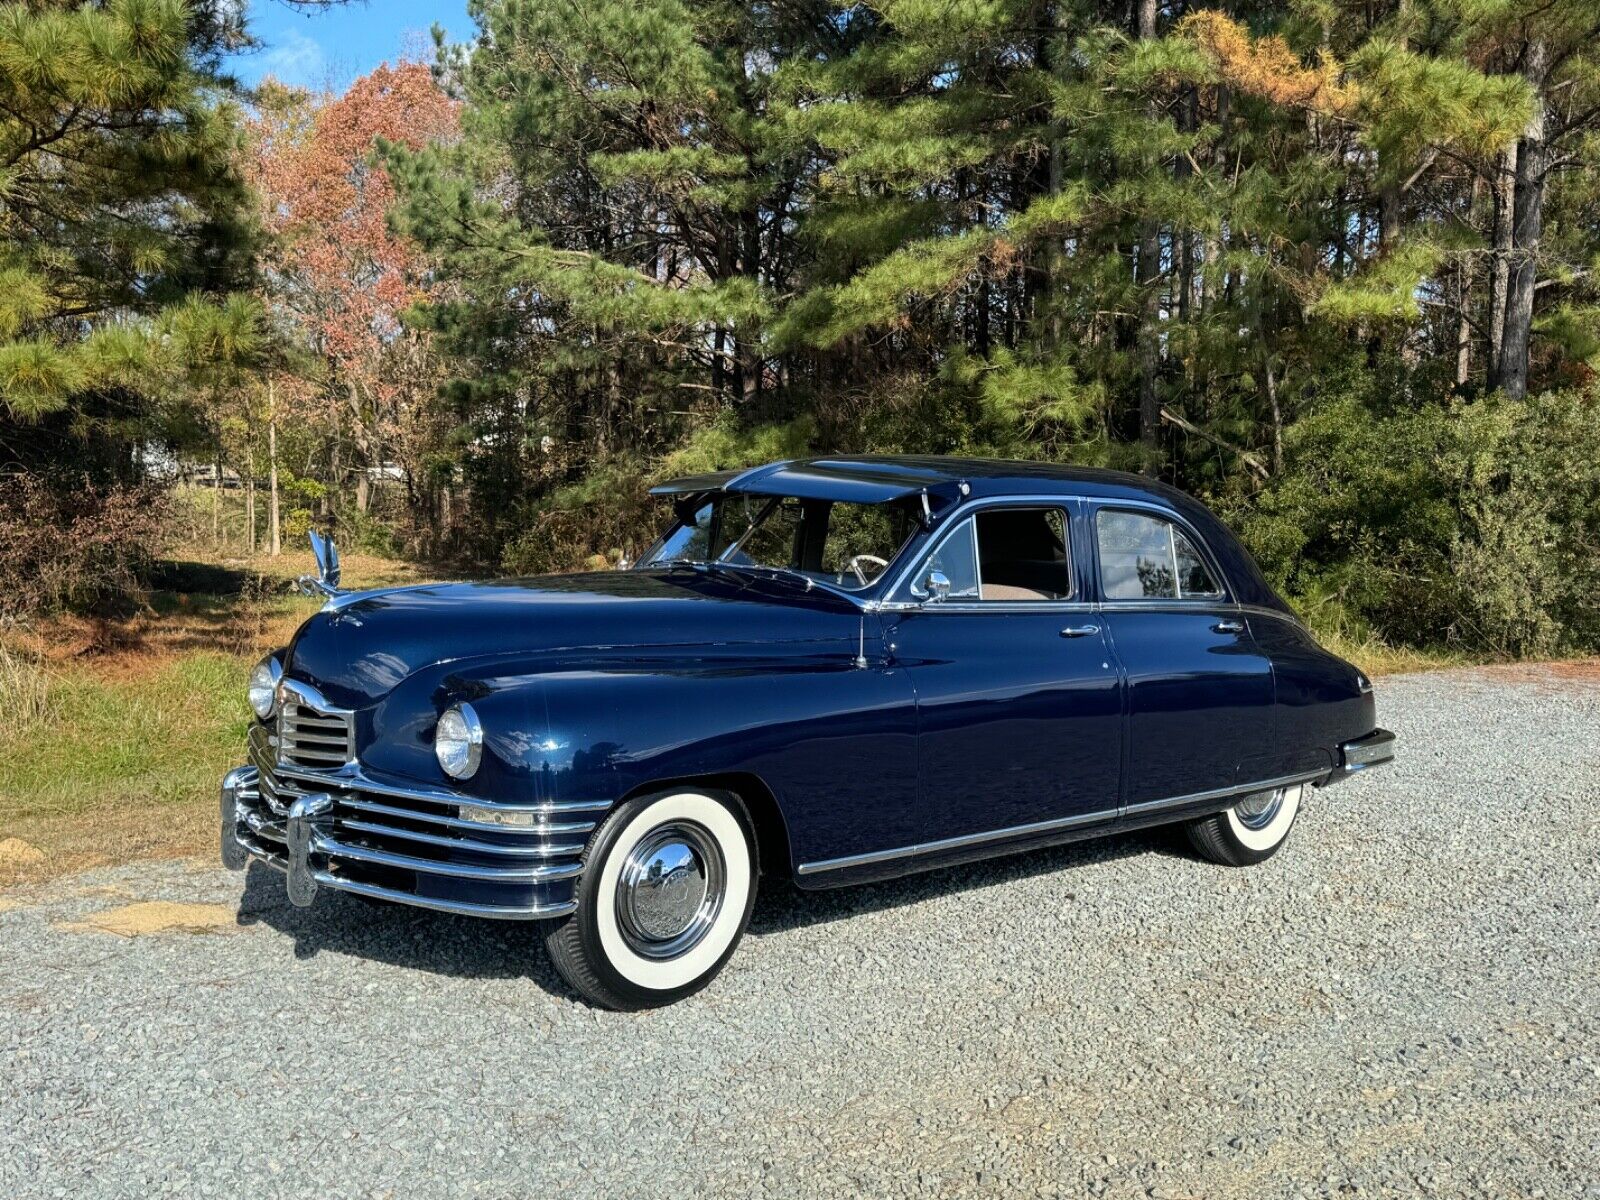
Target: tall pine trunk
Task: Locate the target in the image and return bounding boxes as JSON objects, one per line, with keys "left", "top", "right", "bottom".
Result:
{"left": 1501, "top": 40, "right": 1549, "bottom": 401}
{"left": 267, "top": 378, "right": 281, "bottom": 557}
{"left": 1487, "top": 142, "right": 1516, "bottom": 387}
{"left": 1135, "top": 0, "right": 1161, "bottom": 469}
{"left": 245, "top": 461, "right": 256, "bottom": 555}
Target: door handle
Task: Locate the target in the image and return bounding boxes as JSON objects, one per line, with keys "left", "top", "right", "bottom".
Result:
{"left": 1212, "top": 619, "right": 1245, "bottom": 633}
{"left": 1059, "top": 624, "right": 1101, "bottom": 638}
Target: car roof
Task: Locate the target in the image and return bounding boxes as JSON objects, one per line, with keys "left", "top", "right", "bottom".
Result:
{"left": 650, "top": 456, "right": 1295, "bottom": 617}
{"left": 651, "top": 455, "right": 1184, "bottom": 504}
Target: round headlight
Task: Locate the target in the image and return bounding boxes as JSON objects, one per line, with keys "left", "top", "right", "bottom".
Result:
{"left": 248, "top": 655, "right": 282, "bottom": 720}
{"left": 435, "top": 702, "right": 484, "bottom": 780}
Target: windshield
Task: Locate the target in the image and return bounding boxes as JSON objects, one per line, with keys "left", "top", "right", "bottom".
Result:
{"left": 640, "top": 494, "right": 920, "bottom": 592}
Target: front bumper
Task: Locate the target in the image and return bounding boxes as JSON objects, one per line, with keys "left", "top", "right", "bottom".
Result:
{"left": 221, "top": 725, "right": 609, "bottom": 920}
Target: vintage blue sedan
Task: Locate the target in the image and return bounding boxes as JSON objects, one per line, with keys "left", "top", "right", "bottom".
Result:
{"left": 222, "top": 457, "right": 1394, "bottom": 1008}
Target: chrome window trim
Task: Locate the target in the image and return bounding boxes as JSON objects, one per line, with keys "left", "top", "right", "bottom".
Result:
{"left": 884, "top": 494, "right": 1078, "bottom": 609}
{"left": 1095, "top": 599, "right": 1305, "bottom": 628}
{"left": 794, "top": 768, "right": 1327, "bottom": 877}
{"left": 1087, "top": 498, "right": 1235, "bottom": 605}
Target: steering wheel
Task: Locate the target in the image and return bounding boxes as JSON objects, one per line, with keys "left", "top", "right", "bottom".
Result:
{"left": 845, "top": 554, "right": 890, "bottom": 586}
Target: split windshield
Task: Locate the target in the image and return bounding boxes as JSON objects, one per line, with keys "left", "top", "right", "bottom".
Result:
{"left": 640, "top": 494, "right": 921, "bottom": 592}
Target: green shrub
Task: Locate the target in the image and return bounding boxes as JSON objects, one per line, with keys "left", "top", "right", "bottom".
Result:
{"left": 1235, "top": 387, "right": 1600, "bottom": 657}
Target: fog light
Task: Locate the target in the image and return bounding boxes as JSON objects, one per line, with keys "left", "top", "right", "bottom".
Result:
{"left": 458, "top": 806, "right": 539, "bottom": 829}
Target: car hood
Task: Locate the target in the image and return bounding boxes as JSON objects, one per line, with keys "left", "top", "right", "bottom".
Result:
{"left": 285, "top": 569, "right": 860, "bottom": 709}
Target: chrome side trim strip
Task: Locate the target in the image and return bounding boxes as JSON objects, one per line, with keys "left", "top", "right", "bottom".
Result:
{"left": 796, "top": 808, "right": 1107, "bottom": 876}
{"left": 310, "top": 871, "right": 578, "bottom": 920}
{"left": 794, "top": 770, "right": 1328, "bottom": 877}
{"left": 1119, "top": 770, "right": 1327, "bottom": 817}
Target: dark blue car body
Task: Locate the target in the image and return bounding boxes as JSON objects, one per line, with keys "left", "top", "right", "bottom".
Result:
{"left": 224, "top": 457, "right": 1392, "bottom": 920}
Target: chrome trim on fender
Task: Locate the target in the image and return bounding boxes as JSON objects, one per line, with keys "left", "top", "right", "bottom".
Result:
{"left": 309, "top": 872, "right": 578, "bottom": 920}
{"left": 338, "top": 795, "right": 597, "bottom": 836}
{"left": 309, "top": 831, "right": 585, "bottom": 883}
{"left": 794, "top": 770, "right": 1328, "bottom": 877}
{"left": 335, "top": 818, "right": 587, "bottom": 859}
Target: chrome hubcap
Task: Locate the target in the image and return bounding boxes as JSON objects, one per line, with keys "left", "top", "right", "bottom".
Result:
{"left": 616, "top": 822, "right": 724, "bottom": 960}
{"left": 1233, "top": 786, "right": 1286, "bottom": 830}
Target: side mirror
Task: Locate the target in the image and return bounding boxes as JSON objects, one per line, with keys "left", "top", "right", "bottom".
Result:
{"left": 922, "top": 570, "right": 952, "bottom": 604}
{"left": 299, "top": 530, "right": 343, "bottom": 597}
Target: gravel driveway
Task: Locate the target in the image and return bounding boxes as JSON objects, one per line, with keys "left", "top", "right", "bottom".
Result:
{"left": 2, "top": 666, "right": 1597, "bottom": 1199}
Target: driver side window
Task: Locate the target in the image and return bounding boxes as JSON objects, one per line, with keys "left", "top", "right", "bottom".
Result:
{"left": 899, "top": 507, "right": 1073, "bottom": 603}
{"left": 907, "top": 518, "right": 981, "bottom": 600}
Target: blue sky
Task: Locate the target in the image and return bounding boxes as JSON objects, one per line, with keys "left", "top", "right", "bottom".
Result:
{"left": 230, "top": 1, "right": 474, "bottom": 90}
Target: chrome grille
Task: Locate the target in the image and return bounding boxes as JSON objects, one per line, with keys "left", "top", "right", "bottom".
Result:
{"left": 236, "top": 721, "right": 602, "bottom": 912}
{"left": 279, "top": 700, "right": 354, "bottom": 768}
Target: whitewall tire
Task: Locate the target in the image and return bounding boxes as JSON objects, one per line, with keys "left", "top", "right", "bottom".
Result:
{"left": 1184, "top": 784, "right": 1303, "bottom": 867}
{"left": 545, "top": 789, "right": 756, "bottom": 1010}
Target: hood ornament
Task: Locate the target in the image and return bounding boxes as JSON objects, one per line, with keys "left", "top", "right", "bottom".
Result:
{"left": 297, "top": 530, "right": 345, "bottom": 599}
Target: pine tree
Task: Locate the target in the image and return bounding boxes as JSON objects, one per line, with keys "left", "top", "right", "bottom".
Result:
{"left": 0, "top": 0, "right": 255, "bottom": 476}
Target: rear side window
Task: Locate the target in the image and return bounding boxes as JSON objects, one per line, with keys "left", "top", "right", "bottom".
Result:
{"left": 1096, "top": 510, "right": 1221, "bottom": 601}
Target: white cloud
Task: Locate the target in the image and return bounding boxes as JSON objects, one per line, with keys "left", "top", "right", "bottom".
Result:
{"left": 254, "top": 28, "right": 326, "bottom": 87}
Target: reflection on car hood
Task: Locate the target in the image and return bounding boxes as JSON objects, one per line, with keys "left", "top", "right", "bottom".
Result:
{"left": 285, "top": 569, "right": 857, "bottom": 709}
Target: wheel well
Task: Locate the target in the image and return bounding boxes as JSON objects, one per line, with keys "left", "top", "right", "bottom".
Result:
{"left": 620, "top": 772, "right": 793, "bottom": 881}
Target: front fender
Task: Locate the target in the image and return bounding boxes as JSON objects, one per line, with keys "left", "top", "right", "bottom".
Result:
{"left": 360, "top": 644, "right": 919, "bottom": 873}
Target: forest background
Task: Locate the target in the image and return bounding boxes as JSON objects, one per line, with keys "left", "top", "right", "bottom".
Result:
{"left": 6, "top": 0, "right": 1600, "bottom": 662}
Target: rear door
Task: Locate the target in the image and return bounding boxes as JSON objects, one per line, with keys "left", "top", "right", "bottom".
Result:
{"left": 1089, "top": 503, "right": 1275, "bottom": 809}
{"left": 882, "top": 501, "right": 1123, "bottom": 845}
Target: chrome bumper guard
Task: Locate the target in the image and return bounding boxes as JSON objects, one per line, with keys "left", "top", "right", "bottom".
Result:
{"left": 221, "top": 725, "right": 607, "bottom": 920}
{"left": 1335, "top": 728, "right": 1396, "bottom": 777}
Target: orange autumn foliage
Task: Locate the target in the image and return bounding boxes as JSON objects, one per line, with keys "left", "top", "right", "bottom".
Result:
{"left": 1181, "top": 11, "right": 1359, "bottom": 118}
{"left": 248, "top": 63, "right": 459, "bottom": 367}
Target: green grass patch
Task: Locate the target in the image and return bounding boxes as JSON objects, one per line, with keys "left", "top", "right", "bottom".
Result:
{"left": 0, "top": 650, "right": 251, "bottom": 823}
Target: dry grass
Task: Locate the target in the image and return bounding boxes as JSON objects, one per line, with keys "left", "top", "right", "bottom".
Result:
{"left": 0, "top": 543, "right": 442, "bottom": 890}
{"left": 1314, "top": 630, "right": 1469, "bottom": 679}
{"left": 0, "top": 644, "right": 56, "bottom": 741}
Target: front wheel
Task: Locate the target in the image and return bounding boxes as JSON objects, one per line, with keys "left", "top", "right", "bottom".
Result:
{"left": 1184, "top": 783, "right": 1304, "bottom": 867}
{"left": 544, "top": 789, "right": 757, "bottom": 1010}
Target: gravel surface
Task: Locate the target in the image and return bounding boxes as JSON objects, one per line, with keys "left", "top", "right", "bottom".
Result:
{"left": 2, "top": 666, "right": 1598, "bottom": 1199}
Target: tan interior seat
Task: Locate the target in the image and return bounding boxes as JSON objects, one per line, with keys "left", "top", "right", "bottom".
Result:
{"left": 980, "top": 583, "right": 1051, "bottom": 601}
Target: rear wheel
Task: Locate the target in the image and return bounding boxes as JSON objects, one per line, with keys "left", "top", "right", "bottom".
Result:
{"left": 1184, "top": 783, "right": 1303, "bottom": 867}
{"left": 545, "top": 789, "right": 756, "bottom": 1010}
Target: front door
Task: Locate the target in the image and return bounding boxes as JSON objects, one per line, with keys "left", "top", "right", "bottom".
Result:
{"left": 881, "top": 503, "right": 1123, "bottom": 846}
{"left": 1090, "top": 504, "right": 1275, "bottom": 808}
